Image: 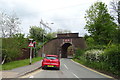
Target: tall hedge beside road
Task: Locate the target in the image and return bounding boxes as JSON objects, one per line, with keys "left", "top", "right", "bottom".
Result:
{"left": 2, "top": 34, "right": 28, "bottom": 63}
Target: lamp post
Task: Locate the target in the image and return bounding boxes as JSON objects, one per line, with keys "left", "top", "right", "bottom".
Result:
{"left": 29, "top": 38, "right": 33, "bottom": 65}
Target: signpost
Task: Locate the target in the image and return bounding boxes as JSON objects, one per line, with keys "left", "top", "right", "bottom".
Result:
{"left": 33, "top": 41, "right": 37, "bottom": 57}
{"left": 28, "top": 39, "right": 33, "bottom": 65}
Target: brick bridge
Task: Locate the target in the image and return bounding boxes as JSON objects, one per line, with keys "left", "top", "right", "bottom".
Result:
{"left": 38, "top": 33, "right": 87, "bottom": 58}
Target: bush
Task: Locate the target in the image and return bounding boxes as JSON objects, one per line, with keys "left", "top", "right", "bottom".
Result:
{"left": 2, "top": 34, "right": 28, "bottom": 63}
{"left": 73, "top": 49, "right": 85, "bottom": 59}
{"left": 84, "top": 49, "right": 104, "bottom": 62}
{"left": 104, "top": 44, "right": 120, "bottom": 75}
{"left": 86, "top": 45, "right": 106, "bottom": 50}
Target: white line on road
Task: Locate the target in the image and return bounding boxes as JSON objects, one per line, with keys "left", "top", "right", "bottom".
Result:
{"left": 64, "top": 64, "right": 68, "bottom": 70}
{"left": 29, "top": 75, "right": 34, "bottom": 78}
{"left": 72, "top": 72, "right": 79, "bottom": 78}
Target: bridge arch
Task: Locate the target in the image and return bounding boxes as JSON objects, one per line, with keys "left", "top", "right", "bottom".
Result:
{"left": 38, "top": 33, "right": 87, "bottom": 58}
{"left": 61, "top": 43, "right": 72, "bottom": 58}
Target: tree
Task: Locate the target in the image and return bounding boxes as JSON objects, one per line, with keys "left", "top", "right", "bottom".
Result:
{"left": 29, "top": 26, "right": 46, "bottom": 42}
{"left": 0, "top": 12, "right": 21, "bottom": 38}
{"left": 110, "top": 0, "right": 120, "bottom": 43}
{"left": 45, "top": 32, "right": 56, "bottom": 41}
{"left": 110, "top": 0, "right": 120, "bottom": 25}
{"left": 85, "top": 2, "right": 117, "bottom": 45}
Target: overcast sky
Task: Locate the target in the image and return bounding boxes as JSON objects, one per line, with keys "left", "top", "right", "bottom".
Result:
{"left": 0, "top": 0, "right": 112, "bottom": 37}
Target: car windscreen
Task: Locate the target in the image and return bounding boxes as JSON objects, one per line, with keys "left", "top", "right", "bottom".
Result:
{"left": 46, "top": 57, "right": 57, "bottom": 60}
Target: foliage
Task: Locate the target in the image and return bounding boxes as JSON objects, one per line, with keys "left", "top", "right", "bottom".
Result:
{"left": 103, "top": 44, "right": 120, "bottom": 74}
{"left": 74, "top": 49, "right": 85, "bottom": 59}
{"left": 85, "top": 1, "right": 117, "bottom": 45}
{"left": 110, "top": 0, "right": 120, "bottom": 25}
{"left": 45, "top": 32, "right": 56, "bottom": 41}
{"left": 78, "top": 1, "right": 120, "bottom": 77}
{"left": 86, "top": 45, "right": 106, "bottom": 51}
{"left": 73, "top": 59, "right": 115, "bottom": 76}
{"left": 73, "top": 44, "right": 120, "bottom": 76}
{"left": 115, "top": 27, "right": 120, "bottom": 43}
{"left": 12, "top": 33, "right": 28, "bottom": 48}
{"left": 29, "top": 26, "right": 45, "bottom": 42}
{"left": 2, "top": 33, "right": 28, "bottom": 63}
{"left": 86, "top": 37, "right": 95, "bottom": 47}
{"left": 84, "top": 49, "right": 104, "bottom": 62}
{"left": 29, "top": 26, "right": 56, "bottom": 42}
{"left": 0, "top": 12, "right": 21, "bottom": 38}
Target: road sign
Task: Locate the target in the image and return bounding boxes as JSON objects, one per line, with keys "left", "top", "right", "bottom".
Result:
{"left": 28, "top": 42, "right": 34, "bottom": 47}
{"left": 33, "top": 41, "right": 36, "bottom": 44}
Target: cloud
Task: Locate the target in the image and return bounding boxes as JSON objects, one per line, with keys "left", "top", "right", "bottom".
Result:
{"left": 0, "top": 0, "right": 112, "bottom": 37}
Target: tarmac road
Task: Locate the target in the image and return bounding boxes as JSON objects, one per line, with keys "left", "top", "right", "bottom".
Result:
{"left": 21, "top": 58, "right": 114, "bottom": 80}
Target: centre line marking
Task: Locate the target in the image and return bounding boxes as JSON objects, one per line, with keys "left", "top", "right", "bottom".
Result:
{"left": 72, "top": 72, "right": 79, "bottom": 78}
{"left": 64, "top": 64, "right": 68, "bottom": 70}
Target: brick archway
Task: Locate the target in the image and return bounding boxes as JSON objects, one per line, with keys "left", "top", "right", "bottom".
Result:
{"left": 61, "top": 43, "right": 72, "bottom": 58}
{"left": 38, "top": 33, "right": 87, "bottom": 58}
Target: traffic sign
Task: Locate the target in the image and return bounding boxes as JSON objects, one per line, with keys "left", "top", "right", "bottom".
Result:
{"left": 33, "top": 41, "right": 36, "bottom": 44}
{"left": 28, "top": 42, "right": 34, "bottom": 47}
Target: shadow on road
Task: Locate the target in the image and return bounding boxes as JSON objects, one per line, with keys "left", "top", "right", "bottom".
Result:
{"left": 43, "top": 67, "right": 60, "bottom": 71}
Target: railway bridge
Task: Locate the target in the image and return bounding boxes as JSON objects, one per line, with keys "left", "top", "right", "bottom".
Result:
{"left": 38, "top": 33, "right": 87, "bottom": 58}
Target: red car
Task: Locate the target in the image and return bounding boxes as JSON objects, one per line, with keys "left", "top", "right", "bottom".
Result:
{"left": 42, "top": 55, "right": 60, "bottom": 70}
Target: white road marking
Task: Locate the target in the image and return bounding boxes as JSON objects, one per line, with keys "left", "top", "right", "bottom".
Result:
{"left": 64, "top": 64, "right": 68, "bottom": 70}
{"left": 29, "top": 75, "right": 34, "bottom": 78}
{"left": 72, "top": 72, "right": 79, "bottom": 78}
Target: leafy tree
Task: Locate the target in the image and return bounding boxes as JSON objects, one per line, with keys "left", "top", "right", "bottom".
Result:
{"left": 85, "top": 2, "right": 117, "bottom": 45}
{"left": 86, "top": 37, "right": 95, "bottom": 47}
{"left": 29, "top": 26, "right": 46, "bottom": 42}
{"left": 0, "top": 12, "right": 21, "bottom": 38}
{"left": 29, "top": 26, "right": 58, "bottom": 42}
{"left": 110, "top": 0, "right": 120, "bottom": 25}
{"left": 110, "top": 0, "right": 120, "bottom": 43}
{"left": 45, "top": 32, "right": 56, "bottom": 41}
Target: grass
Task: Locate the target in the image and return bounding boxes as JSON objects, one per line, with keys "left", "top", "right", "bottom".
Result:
{"left": 73, "top": 58, "right": 120, "bottom": 79}
{"left": 2, "top": 57, "right": 43, "bottom": 70}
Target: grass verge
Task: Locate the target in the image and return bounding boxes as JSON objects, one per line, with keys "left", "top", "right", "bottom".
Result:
{"left": 73, "top": 58, "right": 120, "bottom": 79}
{"left": 2, "top": 57, "right": 43, "bottom": 70}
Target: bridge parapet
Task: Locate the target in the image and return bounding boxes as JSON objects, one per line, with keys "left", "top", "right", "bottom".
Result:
{"left": 57, "top": 33, "right": 78, "bottom": 38}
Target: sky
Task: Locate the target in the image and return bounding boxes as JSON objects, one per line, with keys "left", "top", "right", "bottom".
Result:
{"left": 0, "top": 0, "right": 112, "bottom": 37}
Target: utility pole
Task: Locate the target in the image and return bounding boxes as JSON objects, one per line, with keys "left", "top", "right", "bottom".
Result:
{"left": 40, "top": 19, "right": 53, "bottom": 57}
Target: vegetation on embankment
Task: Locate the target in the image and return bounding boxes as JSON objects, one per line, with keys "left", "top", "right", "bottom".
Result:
{"left": 73, "top": 44, "right": 120, "bottom": 79}
{"left": 1, "top": 57, "right": 43, "bottom": 70}
{"left": 73, "top": 1, "right": 120, "bottom": 79}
